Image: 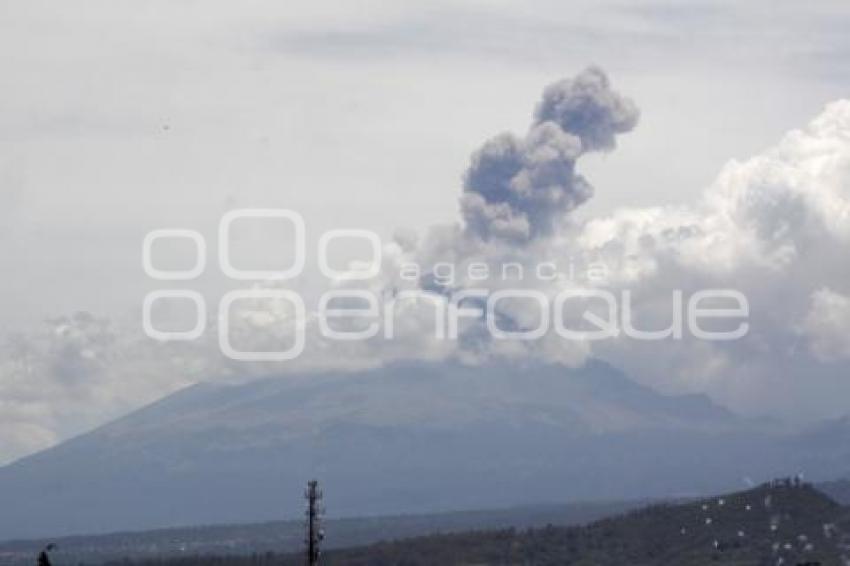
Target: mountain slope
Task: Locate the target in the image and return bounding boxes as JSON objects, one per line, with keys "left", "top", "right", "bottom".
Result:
{"left": 820, "top": 478, "right": 850, "bottom": 506}
{"left": 0, "top": 360, "right": 847, "bottom": 540}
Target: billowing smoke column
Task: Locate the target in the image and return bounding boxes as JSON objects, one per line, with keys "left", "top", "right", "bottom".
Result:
{"left": 460, "top": 67, "right": 639, "bottom": 243}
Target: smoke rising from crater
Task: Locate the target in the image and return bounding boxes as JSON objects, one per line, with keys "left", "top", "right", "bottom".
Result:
{"left": 460, "top": 67, "right": 639, "bottom": 243}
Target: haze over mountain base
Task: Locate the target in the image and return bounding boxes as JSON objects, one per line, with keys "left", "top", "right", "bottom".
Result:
{"left": 2, "top": 361, "right": 849, "bottom": 540}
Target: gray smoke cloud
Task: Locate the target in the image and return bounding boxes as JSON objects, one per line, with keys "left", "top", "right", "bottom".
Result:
{"left": 460, "top": 67, "right": 639, "bottom": 243}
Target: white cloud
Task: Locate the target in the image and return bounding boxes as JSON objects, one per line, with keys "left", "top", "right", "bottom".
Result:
{"left": 0, "top": 313, "right": 215, "bottom": 464}
{"left": 802, "top": 288, "right": 850, "bottom": 362}
{"left": 560, "top": 98, "right": 850, "bottom": 413}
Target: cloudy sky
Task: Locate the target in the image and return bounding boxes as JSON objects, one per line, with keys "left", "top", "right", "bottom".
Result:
{"left": 1, "top": 0, "right": 849, "bottom": 465}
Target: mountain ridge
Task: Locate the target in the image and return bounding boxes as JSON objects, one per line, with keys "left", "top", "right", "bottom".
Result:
{"left": 1, "top": 360, "right": 847, "bottom": 540}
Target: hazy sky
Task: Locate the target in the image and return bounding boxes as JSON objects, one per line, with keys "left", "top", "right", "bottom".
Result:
{"left": 1, "top": 0, "right": 849, "bottom": 464}
{"left": 1, "top": 0, "right": 847, "bottom": 327}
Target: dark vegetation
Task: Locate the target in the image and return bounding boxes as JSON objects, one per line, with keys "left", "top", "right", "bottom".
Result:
{"left": 0, "top": 501, "right": 640, "bottom": 565}
{"left": 93, "top": 481, "right": 850, "bottom": 565}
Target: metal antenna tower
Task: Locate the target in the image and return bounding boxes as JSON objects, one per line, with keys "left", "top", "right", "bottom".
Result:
{"left": 304, "top": 480, "right": 324, "bottom": 566}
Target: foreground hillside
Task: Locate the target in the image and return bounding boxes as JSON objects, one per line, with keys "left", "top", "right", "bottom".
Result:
{"left": 0, "top": 500, "right": 642, "bottom": 565}
{"left": 110, "top": 482, "right": 850, "bottom": 565}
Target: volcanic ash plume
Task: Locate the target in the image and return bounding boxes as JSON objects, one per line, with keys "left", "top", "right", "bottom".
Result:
{"left": 460, "top": 66, "right": 638, "bottom": 244}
